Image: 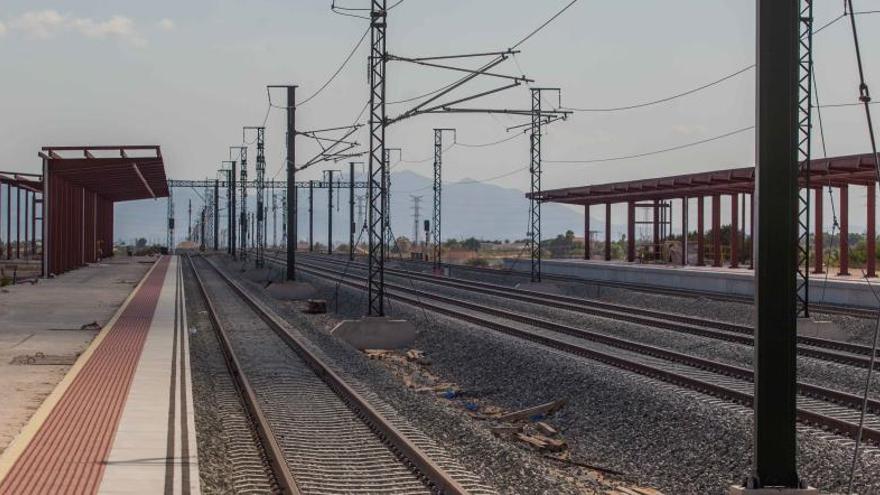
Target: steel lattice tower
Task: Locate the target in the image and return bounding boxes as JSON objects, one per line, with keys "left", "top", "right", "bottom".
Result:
{"left": 529, "top": 88, "right": 543, "bottom": 283}
{"left": 796, "top": 0, "right": 813, "bottom": 317}
{"left": 236, "top": 147, "right": 249, "bottom": 259}
{"left": 432, "top": 128, "right": 454, "bottom": 269}
{"left": 166, "top": 188, "right": 175, "bottom": 253}
{"left": 367, "top": 0, "right": 388, "bottom": 316}
{"left": 251, "top": 127, "right": 266, "bottom": 267}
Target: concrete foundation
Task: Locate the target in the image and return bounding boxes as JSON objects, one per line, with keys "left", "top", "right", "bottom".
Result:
{"left": 506, "top": 258, "right": 880, "bottom": 310}
{"left": 728, "top": 486, "right": 819, "bottom": 494}
{"left": 796, "top": 318, "right": 847, "bottom": 341}
{"left": 330, "top": 317, "right": 417, "bottom": 350}
{"left": 265, "top": 281, "right": 316, "bottom": 300}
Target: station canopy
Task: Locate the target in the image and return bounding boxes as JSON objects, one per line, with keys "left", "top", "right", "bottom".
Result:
{"left": 38, "top": 145, "right": 169, "bottom": 201}
{"left": 532, "top": 153, "right": 880, "bottom": 205}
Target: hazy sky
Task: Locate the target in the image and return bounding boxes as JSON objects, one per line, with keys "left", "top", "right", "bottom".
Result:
{"left": 1, "top": 1, "right": 879, "bottom": 233}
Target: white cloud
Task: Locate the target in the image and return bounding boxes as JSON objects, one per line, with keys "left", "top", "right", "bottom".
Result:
{"left": 156, "top": 18, "right": 175, "bottom": 31}
{"left": 5, "top": 10, "right": 146, "bottom": 46}
{"left": 9, "top": 10, "right": 66, "bottom": 39}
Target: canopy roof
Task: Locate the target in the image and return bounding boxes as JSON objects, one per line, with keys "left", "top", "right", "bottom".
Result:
{"left": 38, "top": 145, "right": 169, "bottom": 201}
{"left": 532, "top": 153, "right": 880, "bottom": 205}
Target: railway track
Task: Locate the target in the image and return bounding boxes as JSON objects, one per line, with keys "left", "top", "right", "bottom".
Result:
{"left": 276, "top": 249, "right": 877, "bottom": 319}
{"left": 267, "top": 255, "right": 880, "bottom": 445}
{"left": 290, "top": 253, "right": 880, "bottom": 370}
{"left": 186, "top": 255, "right": 492, "bottom": 495}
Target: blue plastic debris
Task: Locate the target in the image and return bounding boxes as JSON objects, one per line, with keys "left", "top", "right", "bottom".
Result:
{"left": 465, "top": 402, "right": 479, "bottom": 412}
{"left": 529, "top": 414, "right": 545, "bottom": 422}
{"left": 441, "top": 389, "right": 458, "bottom": 399}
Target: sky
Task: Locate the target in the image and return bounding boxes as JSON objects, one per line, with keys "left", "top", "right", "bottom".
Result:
{"left": 1, "top": 1, "right": 879, "bottom": 239}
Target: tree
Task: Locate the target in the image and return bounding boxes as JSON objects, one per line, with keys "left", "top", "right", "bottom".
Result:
{"left": 136, "top": 238, "right": 147, "bottom": 248}
{"left": 461, "top": 237, "right": 481, "bottom": 252}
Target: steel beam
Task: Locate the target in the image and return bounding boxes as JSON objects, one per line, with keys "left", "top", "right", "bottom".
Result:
{"left": 287, "top": 86, "right": 297, "bottom": 278}
{"left": 838, "top": 185, "right": 849, "bottom": 276}
{"left": 813, "top": 188, "right": 823, "bottom": 274}
{"left": 751, "top": 0, "right": 801, "bottom": 486}
{"left": 868, "top": 183, "right": 876, "bottom": 277}
{"left": 731, "top": 193, "right": 739, "bottom": 268}
{"left": 308, "top": 180, "right": 314, "bottom": 252}
{"left": 604, "top": 203, "right": 611, "bottom": 261}
{"left": 697, "top": 196, "right": 705, "bottom": 266}
{"left": 350, "top": 162, "right": 356, "bottom": 261}
{"left": 214, "top": 179, "right": 219, "bottom": 251}
{"left": 682, "top": 197, "right": 688, "bottom": 265}
{"left": 627, "top": 201, "right": 635, "bottom": 262}
{"left": 367, "top": 0, "right": 388, "bottom": 316}
{"left": 712, "top": 194, "right": 722, "bottom": 267}
{"left": 584, "top": 204, "right": 590, "bottom": 260}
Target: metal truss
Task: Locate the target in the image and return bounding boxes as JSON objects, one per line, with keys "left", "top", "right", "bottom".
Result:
{"left": 168, "top": 179, "right": 369, "bottom": 189}
{"left": 166, "top": 188, "right": 175, "bottom": 253}
{"left": 244, "top": 127, "right": 266, "bottom": 267}
{"left": 230, "top": 145, "right": 248, "bottom": 260}
{"left": 796, "top": 0, "right": 813, "bottom": 317}
{"left": 368, "top": 0, "right": 387, "bottom": 316}
{"left": 528, "top": 88, "right": 570, "bottom": 283}
{"left": 432, "top": 128, "right": 455, "bottom": 269}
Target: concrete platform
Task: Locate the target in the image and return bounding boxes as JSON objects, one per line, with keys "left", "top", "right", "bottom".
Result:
{"left": 505, "top": 258, "right": 880, "bottom": 309}
{"left": 0, "top": 256, "right": 200, "bottom": 494}
{"left": 0, "top": 256, "right": 154, "bottom": 454}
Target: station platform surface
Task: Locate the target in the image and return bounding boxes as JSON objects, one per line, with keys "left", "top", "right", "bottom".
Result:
{"left": 505, "top": 257, "right": 880, "bottom": 308}
{"left": 0, "top": 255, "right": 200, "bottom": 495}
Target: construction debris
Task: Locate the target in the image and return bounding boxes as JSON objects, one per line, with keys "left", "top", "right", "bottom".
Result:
{"left": 497, "top": 398, "right": 567, "bottom": 422}
{"left": 303, "top": 299, "right": 327, "bottom": 314}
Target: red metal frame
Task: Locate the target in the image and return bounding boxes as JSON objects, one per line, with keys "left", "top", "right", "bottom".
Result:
{"left": 36, "top": 145, "right": 167, "bottom": 275}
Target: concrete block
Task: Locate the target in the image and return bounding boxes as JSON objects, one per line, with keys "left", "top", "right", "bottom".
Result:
{"left": 797, "top": 318, "right": 847, "bottom": 341}
{"left": 514, "top": 281, "right": 566, "bottom": 295}
{"left": 265, "top": 281, "right": 316, "bottom": 301}
{"left": 728, "top": 486, "right": 819, "bottom": 495}
{"left": 330, "top": 317, "right": 417, "bottom": 350}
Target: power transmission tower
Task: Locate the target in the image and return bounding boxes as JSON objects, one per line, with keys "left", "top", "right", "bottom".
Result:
{"left": 231, "top": 146, "right": 248, "bottom": 260}
{"left": 796, "top": 0, "right": 813, "bottom": 317}
{"left": 166, "top": 189, "right": 175, "bottom": 253}
{"left": 367, "top": 0, "right": 388, "bottom": 316}
{"left": 324, "top": 170, "right": 339, "bottom": 254}
{"left": 526, "top": 88, "right": 570, "bottom": 282}
{"left": 271, "top": 179, "right": 277, "bottom": 248}
{"left": 267, "top": 85, "right": 298, "bottom": 279}
{"left": 244, "top": 127, "right": 266, "bottom": 267}
{"left": 410, "top": 195, "right": 423, "bottom": 249}
{"left": 432, "top": 128, "right": 455, "bottom": 269}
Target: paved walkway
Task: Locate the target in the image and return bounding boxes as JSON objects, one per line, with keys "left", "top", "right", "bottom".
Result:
{"left": 0, "top": 256, "right": 200, "bottom": 495}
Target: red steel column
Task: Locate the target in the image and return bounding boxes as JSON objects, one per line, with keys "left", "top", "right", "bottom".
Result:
{"left": 16, "top": 187, "right": 21, "bottom": 259}
{"left": 682, "top": 197, "right": 688, "bottom": 265}
{"left": 605, "top": 203, "right": 612, "bottom": 261}
{"left": 839, "top": 185, "right": 850, "bottom": 276}
{"left": 730, "top": 193, "right": 739, "bottom": 268}
{"left": 652, "top": 199, "right": 660, "bottom": 261}
{"left": 584, "top": 204, "right": 590, "bottom": 260}
{"left": 6, "top": 185, "right": 11, "bottom": 260}
{"left": 627, "top": 201, "right": 635, "bottom": 262}
{"left": 712, "top": 194, "right": 722, "bottom": 267}
{"left": 868, "top": 183, "right": 876, "bottom": 277}
{"left": 813, "top": 188, "right": 824, "bottom": 274}
{"left": 24, "top": 191, "right": 29, "bottom": 259}
{"left": 697, "top": 196, "right": 705, "bottom": 266}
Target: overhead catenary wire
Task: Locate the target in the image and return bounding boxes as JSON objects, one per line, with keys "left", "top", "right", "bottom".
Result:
{"left": 297, "top": 26, "right": 371, "bottom": 107}
{"left": 545, "top": 125, "right": 754, "bottom": 165}
{"left": 511, "top": 0, "right": 581, "bottom": 50}
{"left": 563, "top": 64, "right": 755, "bottom": 112}
{"left": 843, "top": 1, "right": 880, "bottom": 492}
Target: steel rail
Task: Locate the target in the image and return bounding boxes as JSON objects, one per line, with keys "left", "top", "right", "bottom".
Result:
{"left": 185, "top": 255, "right": 300, "bottom": 494}
{"left": 300, "top": 251, "right": 880, "bottom": 319}
{"left": 196, "top": 255, "right": 470, "bottom": 495}
{"left": 294, "top": 259, "right": 880, "bottom": 414}
{"left": 290, "top": 252, "right": 880, "bottom": 367}
{"left": 285, "top": 258, "right": 880, "bottom": 443}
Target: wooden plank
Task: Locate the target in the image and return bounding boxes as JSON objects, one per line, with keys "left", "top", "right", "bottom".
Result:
{"left": 497, "top": 399, "right": 567, "bottom": 422}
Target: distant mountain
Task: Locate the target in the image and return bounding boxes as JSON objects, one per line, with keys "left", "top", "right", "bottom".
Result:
{"left": 113, "top": 170, "right": 615, "bottom": 247}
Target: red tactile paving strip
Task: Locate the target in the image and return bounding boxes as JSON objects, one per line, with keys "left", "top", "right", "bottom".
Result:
{"left": 0, "top": 257, "right": 171, "bottom": 495}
